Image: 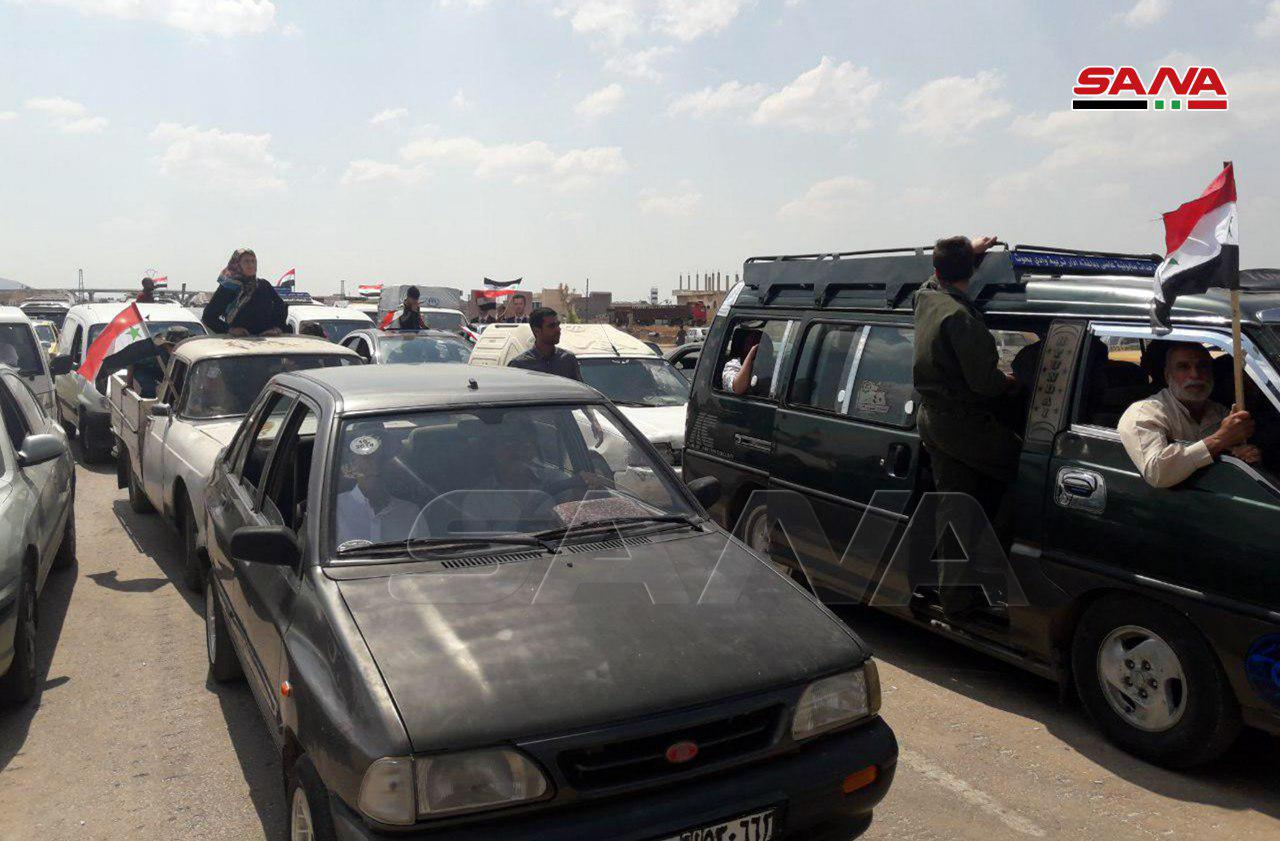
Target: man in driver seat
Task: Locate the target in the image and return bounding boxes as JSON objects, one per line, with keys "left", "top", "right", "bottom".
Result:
{"left": 336, "top": 430, "right": 420, "bottom": 546}
{"left": 1118, "top": 342, "right": 1260, "bottom": 488}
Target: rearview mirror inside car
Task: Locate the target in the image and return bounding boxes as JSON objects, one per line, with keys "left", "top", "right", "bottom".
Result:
{"left": 229, "top": 526, "right": 301, "bottom": 567}
{"left": 17, "top": 433, "right": 66, "bottom": 468}
{"left": 49, "top": 355, "right": 73, "bottom": 376}
{"left": 686, "top": 475, "right": 721, "bottom": 509}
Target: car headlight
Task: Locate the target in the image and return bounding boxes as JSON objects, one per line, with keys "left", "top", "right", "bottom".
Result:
{"left": 416, "top": 748, "right": 550, "bottom": 818}
{"left": 791, "top": 662, "right": 881, "bottom": 741}
{"left": 358, "top": 757, "right": 416, "bottom": 826}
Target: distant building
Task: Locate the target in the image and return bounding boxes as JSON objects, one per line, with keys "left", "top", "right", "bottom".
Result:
{"left": 672, "top": 272, "right": 735, "bottom": 323}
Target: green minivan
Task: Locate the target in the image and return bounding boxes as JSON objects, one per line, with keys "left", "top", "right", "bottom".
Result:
{"left": 682, "top": 244, "right": 1280, "bottom": 768}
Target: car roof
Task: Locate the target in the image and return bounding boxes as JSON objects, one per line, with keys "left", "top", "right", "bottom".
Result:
{"left": 288, "top": 305, "right": 373, "bottom": 321}
{"left": 0, "top": 306, "right": 34, "bottom": 325}
{"left": 276, "top": 362, "right": 600, "bottom": 414}
{"left": 737, "top": 245, "right": 1280, "bottom": 327}
{"left": 363, "top": 329, "right": 466, "bottom": 341}
{"left": 66, "top": 302, "right": 201, "bottom": 325}
{"left": 173, "top": 334, "right": 361, "bottom": 362}
{"left": 473, "top": 322, "right": 658, "bottom": 358}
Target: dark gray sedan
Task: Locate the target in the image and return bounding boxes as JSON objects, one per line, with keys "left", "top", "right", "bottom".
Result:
{"left": 340, "top": 328, "right": 472, "bottom": 365}
{"left": 202, "top": 364, "right": 896, "bottom": 840}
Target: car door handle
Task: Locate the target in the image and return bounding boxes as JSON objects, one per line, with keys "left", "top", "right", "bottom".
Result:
{"left": 1055, "top": 468, "right": 1107, "bottom": 513}
{"left": 880, "top": 442, "right": 912, "bottom": 478}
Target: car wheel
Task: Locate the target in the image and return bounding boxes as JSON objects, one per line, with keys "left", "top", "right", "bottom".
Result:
{"left": 127, "top": 458, "right": 153, "bottom": 514}
{"left": 1072, "top": 594, "right": 1241, "bottom": 768}
{"left": 287, "top": 756, "right": 338, "bottom": 841}
{"left": 77, "top": 410, "right": 104, "bottom": 463}
{"left": 205, "top": 574, "right": 242, "bottom": 683}
{"left": 0, "top": 570, "right": 37, "bottom": 704}
{"left": 52, "top": 497, "right": 77, "bottom": 571}
{"left": 735, "top": 501, "right": 810, "bottom": 586}
{"left": 182, "top": 505, "right": 203, "bottom": 593}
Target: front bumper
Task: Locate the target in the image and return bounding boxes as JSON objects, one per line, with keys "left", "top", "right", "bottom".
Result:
{"left": 331, "top": 717, "right": 896, "bottom": 840}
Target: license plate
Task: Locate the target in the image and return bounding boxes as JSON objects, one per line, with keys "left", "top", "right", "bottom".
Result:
{"left": 661, "top": 808, "right": 776, "bottom": 841}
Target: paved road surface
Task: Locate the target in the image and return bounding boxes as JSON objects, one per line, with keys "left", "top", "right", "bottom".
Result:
{"left": 1, "top": 456, "right": 1277, "bottom": 839}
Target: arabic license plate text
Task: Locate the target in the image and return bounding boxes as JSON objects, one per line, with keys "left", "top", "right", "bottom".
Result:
{"left": 662, "top": 809, "right": 775, "bottom": 841}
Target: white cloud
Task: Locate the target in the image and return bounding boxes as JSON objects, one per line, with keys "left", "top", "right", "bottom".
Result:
{"left": 149, "top": 122, "right": 286, "bottom": 192}
{"left": 24, "top": 97, "right": 108, "bottom": 133}
{"left": 452, "top": 90, "right": 470, "bottom": 109}
{"left": 1258, "top": 1, "right": 1280, "bottom": 37}
{"left": 576, "top": 83, "right": 625, "bottom": 119}
{"left": 900, "top": 70, "right": 1012, "bottom": 141}
{"left": 19, "top": 0, "right": 277, "bottom": 36}
{"left": 656, "top": 0, "right": 747, "bottom": 41}
{"left": 0, "top": 111, "right": 17, "bottom": 121}
{"left": 341, "top": 159, "right": 429, "bottom": 186}
{"left": 639, "top": 186, "right": 703, "bottom": 216}
{"left": 400, "top": 134, "right": 627, "bottom": 189}
{"left": 604, "top": 45, "right": 674, "bottom": 81}
{"left": 668, "top": 80, "right": 768, "bottom": 117}
{"left": 369, "top": 107, "right": 409, "bottom": 125}
{"left": 281, "top": 21, "right": 301, "bottom": 37}
{"left": 1121, "top": 0, "right": 1170, "bottom": 28}
{"left": 752, "top": 57, "right": 882, "bottom": 133}
{"left": 778, "top": 176, "right": 873, "bottom": 219}
{"left": 557, "top": 0, "right": 641, "bottom": 43}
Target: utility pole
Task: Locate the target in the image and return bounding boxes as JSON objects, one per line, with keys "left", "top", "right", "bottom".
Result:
{"left": 77, "top": 268, "right": 84, "bottom": 303}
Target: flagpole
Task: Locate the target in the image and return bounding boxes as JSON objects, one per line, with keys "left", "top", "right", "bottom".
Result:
{"left": 1224, "top": 161, "right": 1245, "bottom": 411}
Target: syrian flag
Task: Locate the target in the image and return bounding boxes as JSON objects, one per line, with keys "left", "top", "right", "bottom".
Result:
{"left": 359, "top": 283, "right": 383, "bottom": 298}
{"left": 483, "top": 277, "right": 522, "bottom": 289}
{"left": 277, "top": 268, "right": 297, "bottom": 288}
{"left": 151, "top": 276, "right": 168, "bottom": 289}
{"left": 78, "top": 304, "right": 157, "bottom": 392}
{"left": 379, "top": 309, "right": 399, "bottom": 329}
{"left": 475, "top": 288, "right": 517, "bottom": 300}
{"left": 1152, "top": 163, "right": 1239, "bottom": 332}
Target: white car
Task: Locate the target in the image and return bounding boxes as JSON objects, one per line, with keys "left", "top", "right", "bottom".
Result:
{"left": 468, "top": 323, "right": 690, "bottom": 470}
{"left": 0, "top": 307, "right": 56, "bottom": 418}
{"left": 52, "top": 302, "right": 206, "bottom": 462}
{"left": 285, "top": 304, "right": 373, "bottom": 343}
{"left": 109, "top": 335, "right": 360, "bottom": 590}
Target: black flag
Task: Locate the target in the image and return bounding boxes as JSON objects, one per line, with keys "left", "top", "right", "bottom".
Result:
{"left": 483, "top": 277, "right": 522, "bottom": 289}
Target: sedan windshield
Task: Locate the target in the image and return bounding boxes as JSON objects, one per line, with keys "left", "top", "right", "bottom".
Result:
{"left": 330, "top": 404, "right": 696, "bottom": 559}
{"left": 579, "top": 358, "right": 690, "bottom": 407}
{"left": 423, "top": 311, "right": 464, "bottom": 332}
{"left": 381, "top": 334, "right": 471, "bottom": 364}
{"left": 182, "top": 354, "right": 353, "bottom": 419}
{"left": 0, "top": 325, "right": 45, "bottom": 377}
{"left": 304, "top": 320, "right": 369, "bottom": 343}
{"left": 88, "top": 320, "right": 206, "bottom": 347}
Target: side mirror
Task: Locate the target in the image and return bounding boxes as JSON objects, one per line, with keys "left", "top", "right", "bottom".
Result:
{"left": 686, "top": 475, "right": 721, "bottom": 509}
{"left": 50, "top": 355, "right": 73, "bottom": 376}
{"left": 17, "top": 433, "right": 66, "bottom": 468}
{"left": 229, "top": 525, "right": 301, "bottom": 567}
{"left": 149, "top": 403, "right": 172, "bottom": 418}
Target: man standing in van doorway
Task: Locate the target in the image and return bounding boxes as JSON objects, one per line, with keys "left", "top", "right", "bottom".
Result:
{"left": 912, "top": 235, "right": 1020, "bottom": 615}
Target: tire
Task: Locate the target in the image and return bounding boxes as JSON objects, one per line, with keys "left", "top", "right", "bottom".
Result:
{"left": 1072, "top": 594, "right": 1241, "bottom": 768}
{"left": 52, "top": 497, "right": 76, "bottom": 571}
{"left": 127, "top": 458, "right": 154, "bottom": 514}
{"left": 205, "top": 574, "right": 242, "bottom": 684}
{"left": 77, "top": 410, "right": 105, "bottom": 464}
{"left": 735, "top": 501, "right": 811, "bottom": 590}
{"left": 0, "top": 569, "right": 38, "bottom": 704}
{"left": 182, "top": 503, "right": 203, "bottom": 593}
{"left": 286, "top": 756, "right": 338, "bottom": 841}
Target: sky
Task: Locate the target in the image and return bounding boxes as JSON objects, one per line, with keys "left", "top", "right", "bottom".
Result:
{"left": 2, "top": 0, "right": 1279, "bottom": 300}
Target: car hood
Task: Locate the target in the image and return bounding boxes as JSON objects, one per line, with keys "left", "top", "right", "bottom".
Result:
{"left": 333, "top": 530, "right": 864, "bottom": 752}
{"left": 616, "top": 403, "right": 687, "bottom": 447}
{"left": 191, "top": 417, "right": 243, "bottom": 449}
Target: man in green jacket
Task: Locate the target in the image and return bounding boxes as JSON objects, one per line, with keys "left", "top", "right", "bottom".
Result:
{"left": 912, "top": 235, "right": 1019, "bottom": 613}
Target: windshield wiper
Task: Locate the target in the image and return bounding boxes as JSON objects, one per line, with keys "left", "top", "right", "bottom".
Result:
{"left": 336, "top": 534, "right": 551, "bottom": 558}
{"left": 534, "top": 514, "right": 700, "bottom": 544}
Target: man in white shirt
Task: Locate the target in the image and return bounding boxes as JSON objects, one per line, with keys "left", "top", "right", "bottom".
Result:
{"left": 336, "top": 433, "right": 421, "bottom": 547}
{"left": 1118, "top": 342, "right": 1260, "bottom": 488}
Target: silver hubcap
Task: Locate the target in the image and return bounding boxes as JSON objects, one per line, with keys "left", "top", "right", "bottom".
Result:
{"left": 747, "top": 509, "right": 770, "bottom": 554}
{"left": 1097, "top": 625, "right": 1188, "bottom": 732}
{"left": 291, "top": 785, "right": 314, "bottom": 841}
{"left": 205, "top": 581, "right": 216, "bottom": 664}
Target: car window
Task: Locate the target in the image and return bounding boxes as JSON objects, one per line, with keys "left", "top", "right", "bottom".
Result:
{"left": 311, "top": 320, "right": 368, "bottom": 343}
{"left": 68, "top": 324, "right": 84, "bottom": 364}
{"left": 0, "top": 381, "right": 32, "bottom": 453}
{"left": 789, "top": 323, "right": 864, "bottom": 412}
{"left": 423, "top": 312, "right": 464, "bottom": 332}
{"left": 181, "top": 355, "right": 352, "bottom": 419}
{"left": 87, "top": 320, "right": 205, "bottom": 350}
{"left": 847, "top": 326, "right": 916, "bottom": 427}
{"left": 33, "top": 323, "right": 56, "bottom": 344}
{"left": 578, "top": 358, "right": 689, "bottom": 407}
{"left": 714, "top": 318, "right": 799, "bottom": 400}
{"left": 161, "top": 360, "right": 188, "bottom": 406}
{"left": 236, "top": 392, "right": 294, "bottom": 493}
{"left": 0, "top": 325, "right": 46, "bottom": 378}
{"left": 671, "top": 349, "right": 700, "bottom": 378}
{"left": 262, "top": 401, "right": 320, "bottom": 535}
{"left": 4, "top": 373, "right": 46, "bottom": 430}
{"left": 381, "top": 335, "right": 471, "bottom": 365}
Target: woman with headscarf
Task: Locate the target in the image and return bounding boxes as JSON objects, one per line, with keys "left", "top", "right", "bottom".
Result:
{"left": 201, "top": 248, "right": 288, "bottom": 337}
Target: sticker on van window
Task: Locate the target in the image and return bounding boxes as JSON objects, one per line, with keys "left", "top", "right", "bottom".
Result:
{"left": 855, "top": 381, "right": 890, "bottom": 415}
{"left": 1245, "top": 633, "right": 1280, "bottom": 709}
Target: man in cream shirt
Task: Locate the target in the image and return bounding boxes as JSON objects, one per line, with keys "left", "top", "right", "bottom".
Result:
{"left": 1118, "top": 342, "right": 1260, "bottom": 488}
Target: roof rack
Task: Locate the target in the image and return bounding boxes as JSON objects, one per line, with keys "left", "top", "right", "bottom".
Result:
{"left": 741, "top": 242, "right": 1162, "bottom": 310}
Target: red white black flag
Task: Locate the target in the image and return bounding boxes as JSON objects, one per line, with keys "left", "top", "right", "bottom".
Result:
{"left": 483, "top": 277, "right": 522, "bottom": 289}
{"left": 1152, "top": 163, "right": 1238, "bottom": 332}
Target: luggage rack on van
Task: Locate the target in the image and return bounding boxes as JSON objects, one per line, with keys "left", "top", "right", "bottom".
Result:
{"left": 742, "top": 243, "right": 1162, "bottom": 310}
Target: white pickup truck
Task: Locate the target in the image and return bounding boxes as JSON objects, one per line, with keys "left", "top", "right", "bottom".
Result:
{"left": 109, "top": 335, "right": 359, "bottom": 590}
